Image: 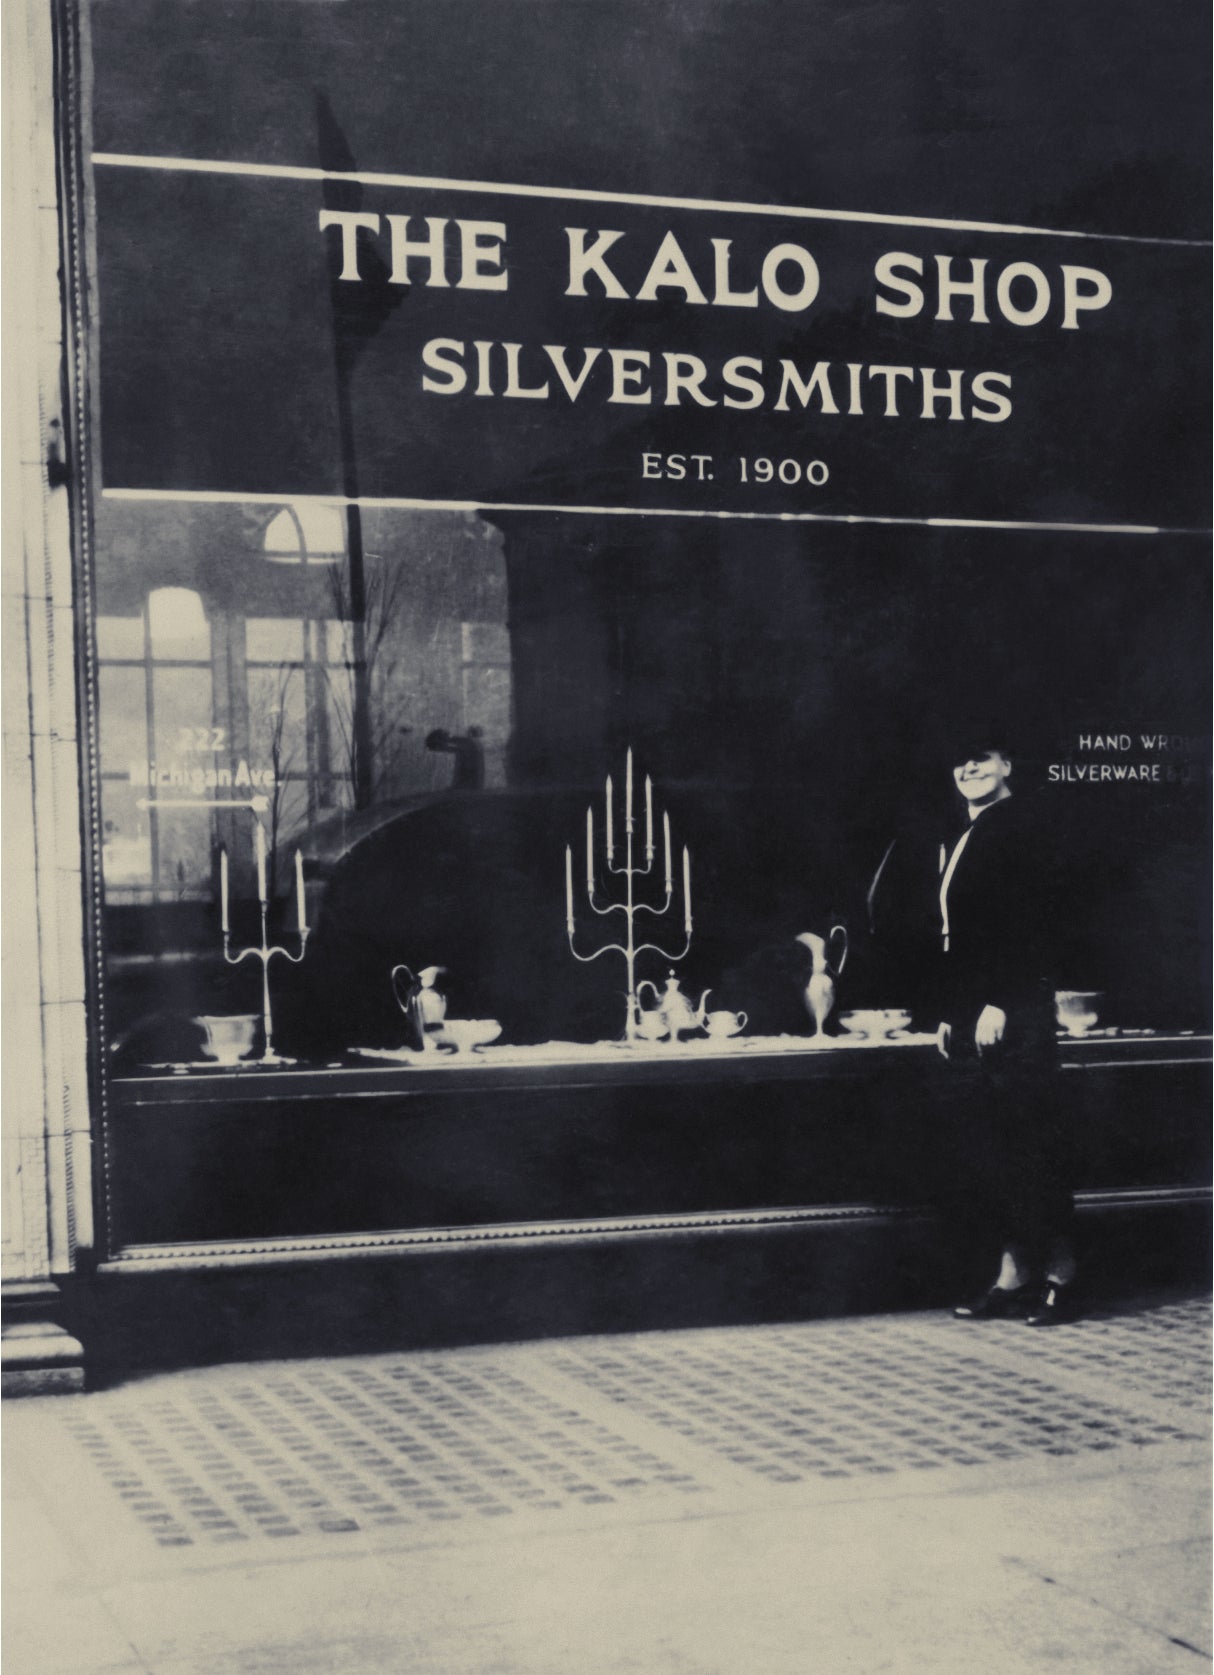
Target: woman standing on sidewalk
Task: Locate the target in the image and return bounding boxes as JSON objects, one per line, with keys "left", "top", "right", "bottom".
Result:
{"left": 870, "top": 726, "right": 1077, "bottom": 1325}
{"left": 932, "top": 729, "right": 1077, "bottom": 1326}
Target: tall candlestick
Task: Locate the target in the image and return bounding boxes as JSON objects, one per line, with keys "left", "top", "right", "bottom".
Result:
{"left": 606, "top": 775, "right": 614, "bottom": 860}
{"left": 645, "top": 776, "right": 653, "bottom": 854}
{"left": 683, "top": 846, "right": 692, "bottom": 933}
{"left": 220, "top": 822, "right": 308, "bottom": 1065}
{"left": 625, "top": 748, "right": 633, "bottom": 829}
{"left": 663, "top": 812, "right": 672, "bottom": 889}
{"left": 565, "top": 845, "right": 574, "bottom": 931}
{"left": 586, "top": 807, "right": 594, "bottom": 891}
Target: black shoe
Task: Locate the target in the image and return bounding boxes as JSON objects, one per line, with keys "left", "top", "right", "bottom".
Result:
{"left": 1026, "top": 1281, "right": 1079, "bottom": 1327}
{"left": 953, "top": 1282, "right": 1035, "bottom": 1321}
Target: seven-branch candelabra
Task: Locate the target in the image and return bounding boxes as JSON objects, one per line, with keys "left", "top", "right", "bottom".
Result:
{"left": 564, "top": 749, "right": 692, "bottom": 1043}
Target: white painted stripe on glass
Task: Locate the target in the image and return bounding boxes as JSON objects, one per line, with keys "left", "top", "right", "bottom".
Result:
{"left": 89, "top": 152, "right": 1212, "bottom": 248}
{"left": 98, "top": 487, "right": 1188, "bottom": 536}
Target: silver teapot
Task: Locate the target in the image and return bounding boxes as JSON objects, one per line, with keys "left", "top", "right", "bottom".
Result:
{"left": 635, "top": 972, "right": 711, "bottom": 1043}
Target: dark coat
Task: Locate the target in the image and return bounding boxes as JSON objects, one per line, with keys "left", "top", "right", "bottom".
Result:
{"left": 869, "top": 792, "right": 1061, "bottom": 1036}
{"left": 937, "top": 795, "right": 1060, "bottom": 1026}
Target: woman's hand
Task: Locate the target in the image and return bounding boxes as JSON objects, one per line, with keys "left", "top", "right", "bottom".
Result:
{"left": 975, "top": 1005, "right": 1007, "bottom": 1050}
{"left": 936, "top": 1022, "right": 952, "bottom": 1059}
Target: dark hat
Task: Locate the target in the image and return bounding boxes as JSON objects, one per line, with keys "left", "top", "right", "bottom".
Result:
{"left": 944, "top": 722, "right": 1012, "bottom": 764}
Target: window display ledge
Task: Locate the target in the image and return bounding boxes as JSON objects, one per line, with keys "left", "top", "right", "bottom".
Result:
{"left": 110, "top": 1030, "right": 1211, "bottom": 1107}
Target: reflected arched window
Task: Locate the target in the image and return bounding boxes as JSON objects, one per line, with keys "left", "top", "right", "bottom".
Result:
{"left": 263, "top": 504, "right": 346, "bottom": 565}
{"left": 95, "top": 590, "right": 214, "bottom": 901}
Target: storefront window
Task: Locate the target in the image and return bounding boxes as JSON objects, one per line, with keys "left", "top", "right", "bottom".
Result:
{"left": 92, "top": 491, "right": 522, "bottom": 1057}
{"left": 77, "top": 2, "right": 1207, "bottom": 1083}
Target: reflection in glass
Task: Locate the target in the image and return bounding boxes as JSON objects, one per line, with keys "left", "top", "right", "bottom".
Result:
{"left": 96, "top": 614, "right": 144, "bottom": 659}
{"left": 97, "top": 664, "right": 145, "bottom": 774}
{"left": 245, "top": 618, "right": 306, "bottom": 663}
{"left": 98, "top": 596, "right": 214, "bottom": 899}
{"left": 262, "top": 503, "right": 345, "bottom": 565}
{"left": 94, "top": 500, "right": 515, "bottom": 1069}
{"left": 99, "top": 782, "right": 152, "bottom": 894}
{"left": 146, "top": 587, "right": 211, "bottom": 658}
{"left": 86, "top": 497, "right": 1211, "bottom": 1070}
{"left": 152, "top": 665, "right": 215, "bottom": 775}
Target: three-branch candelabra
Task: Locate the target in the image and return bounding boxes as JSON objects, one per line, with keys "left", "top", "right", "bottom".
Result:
{"left": 219, "top": 819, "right": 309, "bottom": 1065}
{"left": 564, "top": 749, "right": 692, "bottom": 1043}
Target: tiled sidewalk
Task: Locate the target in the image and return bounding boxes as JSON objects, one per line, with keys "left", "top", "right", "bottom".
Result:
{"left": 5, "top": 1294, "right": 1210, "bottom": 1673}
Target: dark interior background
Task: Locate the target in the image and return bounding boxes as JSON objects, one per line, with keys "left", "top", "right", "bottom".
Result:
{"left": 89, "top": 0, "right": 1210, "bottom": 242}
{"left": 277, "top": 518, "right": 1209, "bottom": 1051}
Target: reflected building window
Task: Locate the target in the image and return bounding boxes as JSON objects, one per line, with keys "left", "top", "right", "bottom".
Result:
{"left": 93, "top": 504, "right": 515, "bottom": 928}
{"left": 245, "top": 615, "right": 356, "bottom": 836}
{"left": 262, "top": 503, "right": 346, "bottom": 566}
{"left": 97, "top": 589, "right": 214, "bottom": 902}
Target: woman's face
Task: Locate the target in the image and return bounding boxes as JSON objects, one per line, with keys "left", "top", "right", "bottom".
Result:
{"left": 953, "top": 750, "right": 1012, "bottom": 805}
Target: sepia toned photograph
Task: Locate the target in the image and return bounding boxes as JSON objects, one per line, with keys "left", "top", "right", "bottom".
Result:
{"left": 3, "top": 3, "right": 1210, "bottom": 1671}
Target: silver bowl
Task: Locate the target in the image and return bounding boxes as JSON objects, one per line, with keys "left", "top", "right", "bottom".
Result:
{"left": 838, "top": 1010, "right": 884, "bottom": 1040}
{"left": 878, "top": 1009, "right": 912, "bottom": 1037}
{"left": 193, "top": 1014, "right": 258, "bottom": 1064}
{"left": 838, "top": 1009, "right": 911, "bottom": 1040}
{"left": 437, "top": 1018, "right": 503, "bottom": 1054}
{"left": 1054, "top": 991, "right": 1102, "bottom": 1037}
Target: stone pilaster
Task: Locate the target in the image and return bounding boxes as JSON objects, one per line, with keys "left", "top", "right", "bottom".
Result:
{"left": 2, "top": 0, "right": 93, "bottom": 1393}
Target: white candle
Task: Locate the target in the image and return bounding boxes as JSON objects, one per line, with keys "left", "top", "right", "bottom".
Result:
{"left": 219, "top": 846, "right": 229, "bottom": 933}
{"left": 625, "top": 749, "right": 633, "bottom": 829}
{"left": 683, "top": 846, "right": 692, "bottom": 934}
{"left": 663, "top": 812, "right": 672, "bottom": 889}
{"left": 255, "top": 822, "right": 267, "bottom": 904}
{"left": 645, "top": 776, "right": 653, "bottom": 854}
{"left": 606, "top": 775, "right": 614, "bottom": 860}
{"left": 586, "top": 806, "right": 594, "bottom": 892}
{"left": 295, "top": 849, "right": 306, "bottom": 931}
{"left": 565, "top": 845, "right": 574, "bottom": 931}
